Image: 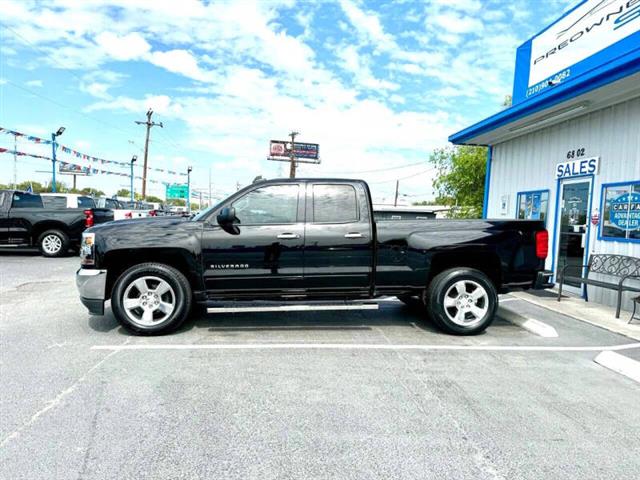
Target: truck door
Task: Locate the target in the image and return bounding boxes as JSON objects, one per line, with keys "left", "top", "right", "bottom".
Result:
{"left": 201, "top": 183, "right": 305, "bottom": 295}
{"left": 304, "top": 182, "right": 373, "bottom": 295}
{"left": 7, "top": 192, "right": 42, "bottom": 245}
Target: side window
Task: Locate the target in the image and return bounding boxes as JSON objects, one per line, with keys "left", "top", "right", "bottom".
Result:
{"left": 42, "top": 196, "right": 67, "bottom": 208}
{"left": 78, "top": 196, "right": 96, "bottom": 208}
{"left": 11, "top": 193, "right": 43, "bottom": 208}
{"left": 516, "top": 190, "right": 549, "bottom": 223}
{"left": 232, "top": 184, "right": 299, "bottom": 225}
{"left": 601, "top": 182, "right": 640, "bottom": 241}
{"left": 313, "top": 184, "right": 358, "bottom": 223}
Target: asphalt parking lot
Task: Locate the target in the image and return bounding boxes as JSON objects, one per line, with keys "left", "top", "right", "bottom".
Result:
{"left": 1, "top": 253, "right": 639, "bottom": 480}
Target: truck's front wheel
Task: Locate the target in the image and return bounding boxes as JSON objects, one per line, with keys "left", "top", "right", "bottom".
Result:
{"left": 111, "top": 263, "right": 192, "bottom": 335}
{"left": 424, "top": 268, "right": 497, "bottom": 335}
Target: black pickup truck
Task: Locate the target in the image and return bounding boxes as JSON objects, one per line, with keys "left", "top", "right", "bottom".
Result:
{"left": 0, "top": 190, "right": 98, "bottom": 257}
{"left": 76, "top": 178, "right": 552, "bottom": 335}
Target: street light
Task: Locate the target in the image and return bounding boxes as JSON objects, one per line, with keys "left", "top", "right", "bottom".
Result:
{"left": 51, "top": 126, "right": 65, "bottom": 192}
{"left": 187, "top": 166, "right": 193, "bottom": 214}
{"left": 130, "top": 155, "right": 138, "bottom": 202}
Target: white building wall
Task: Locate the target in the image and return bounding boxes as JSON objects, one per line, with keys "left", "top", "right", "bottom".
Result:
{"left": 487, "top": 97, "right": 640, "bottom": 311}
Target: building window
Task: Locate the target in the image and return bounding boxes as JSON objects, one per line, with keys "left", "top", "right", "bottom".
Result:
{"left": 516, "top": 190, "right": 549, "bottom": 223}
{"left": 600, "top": 181, "right": 640, "bottom": 242}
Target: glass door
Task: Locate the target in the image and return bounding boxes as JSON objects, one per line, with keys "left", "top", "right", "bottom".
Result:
{"left": 556, "top": 178, "right": 592, "bottom": 294}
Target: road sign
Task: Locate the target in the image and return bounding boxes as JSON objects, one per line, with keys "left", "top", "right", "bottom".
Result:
{"left": 166, "top": 183, "right": 188, "bottom": 199}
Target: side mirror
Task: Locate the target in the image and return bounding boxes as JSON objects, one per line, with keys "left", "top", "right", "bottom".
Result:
{"left": 216, "top": 207, "right": 240, "bottom": 234}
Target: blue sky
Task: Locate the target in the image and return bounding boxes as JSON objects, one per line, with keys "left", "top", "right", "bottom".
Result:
{"left": 0, "top": 0, "right": 577, "bottom": 203}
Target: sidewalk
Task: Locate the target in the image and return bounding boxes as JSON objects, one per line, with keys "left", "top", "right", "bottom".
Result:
{"left": 511, "top": 289, "right": 640, "bottom": 341}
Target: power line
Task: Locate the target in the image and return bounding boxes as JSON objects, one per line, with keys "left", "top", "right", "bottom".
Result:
{"left": 319, "top": 160, "right": 429, "bottom": 175}
{"left": 368, "top": 166, "right": 437, "bottom": 184}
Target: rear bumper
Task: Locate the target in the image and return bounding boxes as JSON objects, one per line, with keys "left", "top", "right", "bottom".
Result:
{"left": 534, "top": 270, "right": 554, "bottom": 290}
{"left": 76, "top": 268, "right": 107, "bottom": 315}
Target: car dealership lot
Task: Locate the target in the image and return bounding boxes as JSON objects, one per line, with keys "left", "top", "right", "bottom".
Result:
{"left": 1, "top": 254, "right": 639, "bottom": 480}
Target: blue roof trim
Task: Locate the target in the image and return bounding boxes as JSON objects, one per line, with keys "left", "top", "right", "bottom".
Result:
{"left": 449, "top": 48, "right": 640, "bottom": 145}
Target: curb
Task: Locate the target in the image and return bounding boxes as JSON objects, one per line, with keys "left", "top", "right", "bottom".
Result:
{"left": 498, "top": 306, "right": 559, "bottom": 338}
{"left": 509, "top": 292, "right": 640, "bottom": 341}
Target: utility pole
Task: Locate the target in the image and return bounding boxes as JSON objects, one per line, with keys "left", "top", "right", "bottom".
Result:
{"left": 13, "top": 134, "right": 17, "bottom": 188}
{"left": 288, "top": 130, "right": 299, "bottom": 178}
{"left": 135, "top": 109, "right": 163, "bottom": 199}
{"left": 394, "top": 180, "right": 399, "bottom": 206}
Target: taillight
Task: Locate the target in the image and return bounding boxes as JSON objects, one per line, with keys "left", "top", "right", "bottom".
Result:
{"left": 149, "top": 210, "right": 157, "bottom": 217}
{"left": 84, "top": 209, "right": 94, "bottom": 228}
{"left": 535, "top": 230, "right": 549, "bottom": 259}
{"left": 124, "top": 212, "right": 132, "bottom": 219}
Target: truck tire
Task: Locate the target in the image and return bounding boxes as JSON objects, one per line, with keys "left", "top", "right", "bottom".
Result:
{"left": 424, "top": 268, "right": 497, "bottom": 335}
{"left": 38, "top": 229, "right": 69, "bottom": 257}
{"left": 111, "top": 263, "right": 192, "bottom": 335}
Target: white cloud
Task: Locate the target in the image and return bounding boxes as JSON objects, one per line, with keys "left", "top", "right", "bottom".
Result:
{"left": 432, "top": 12, "right": 484, "bottom": 34}
{"left": 148, "top": 49, "right": 210, "bottom": 82}
{"left": 25, "top": 79, "right": 43, "bottom": 88}
{"left": 95, "top": 32, "right": 151, "bottom": 61}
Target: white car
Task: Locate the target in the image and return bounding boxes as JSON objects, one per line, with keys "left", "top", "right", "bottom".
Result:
{"left": 40, "top": 193, "right": 97, "bottom": 209}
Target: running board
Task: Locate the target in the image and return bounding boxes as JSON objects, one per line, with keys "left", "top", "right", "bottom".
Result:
{"left": 206, "top": 303, "right": 379, "bottom": 314}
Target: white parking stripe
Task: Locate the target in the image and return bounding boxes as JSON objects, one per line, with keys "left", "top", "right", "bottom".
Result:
{"left": 594, "top": 351, "right": 640, "bottom": 384}
{"left": 91, "top": 342, "right": 640, "bottom": 352}
{"left": 207, "top": 304, "right": 379, "bottom": 313}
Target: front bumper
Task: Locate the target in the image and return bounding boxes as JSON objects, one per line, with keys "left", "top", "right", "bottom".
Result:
{"left": 76, "top": 268, "right": 107, "bottom": 315}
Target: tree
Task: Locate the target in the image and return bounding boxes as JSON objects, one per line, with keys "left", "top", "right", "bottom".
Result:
{"left": 146, "top": 195, "right": 163, "bottom": 203}
{"left": 80, "top": 187, "right": 105, "bottom": 196}
{"left": 116, "top": 189, "right": 131, "bottom": 198}
{"left": 429, "top": 145, "right": 487, "bottom": 218}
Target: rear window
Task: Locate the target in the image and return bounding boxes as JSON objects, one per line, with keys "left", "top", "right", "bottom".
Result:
{"left": 78, "top": 196, "right": 95, "bottom": 208}
{"left": 313, "top": 184, "right": 358, "bottom": 223}
{"left": 41, "top": 196, "right": 67, "bottom": 208}
{"left": 11, "top": 193, "right": 43, "bottom": 208}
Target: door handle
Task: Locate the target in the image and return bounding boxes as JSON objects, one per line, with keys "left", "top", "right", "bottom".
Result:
{"left": 344, "top": 232, "right": 363, "bottom": 239}
{"left": 277, "top": 233, "right": 300, "bottom": 239}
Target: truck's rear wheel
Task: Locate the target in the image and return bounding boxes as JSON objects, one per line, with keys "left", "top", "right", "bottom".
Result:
{"left": 111, "top": 263, "right": 192, "bottom": 335}
{"left": 38, "top": 229, "right": 69, "bottom": 257}
{"left": 424, "top": 268, "right": 497, "bottom": 335}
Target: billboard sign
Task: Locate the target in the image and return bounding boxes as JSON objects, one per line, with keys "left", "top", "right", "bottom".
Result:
{"left": 512, "top": 0, "right": 640, "bottom": 104}
{"left": 166, "top": 183, "right": 188, "bottom": 199}
{"left": 269, "top": 140, "right": 319, "bottom": 160}
{"left": 59, "top": 161, "right": 91, "bottom": 176}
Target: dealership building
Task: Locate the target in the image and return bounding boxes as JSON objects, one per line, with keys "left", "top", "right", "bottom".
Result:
{"left": 449, "top": 0, "right": 640, "bottom": 311}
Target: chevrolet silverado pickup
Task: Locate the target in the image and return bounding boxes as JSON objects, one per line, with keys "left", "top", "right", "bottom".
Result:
{"left": 76, "top": 178, "right": 552, "bottom": 335}
{"left": 0, "top": 190, "right": 101, "bottom": 257}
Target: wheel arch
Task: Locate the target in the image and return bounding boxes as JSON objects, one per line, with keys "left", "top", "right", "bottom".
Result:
{"left": 32, "top": 221, "right": 70, "bottom": 244}
{"left": 426, "top": 250, "right": 502, "bottom": 290}
{"left": 102, "top": 248, "right": 203, "bottom": 300}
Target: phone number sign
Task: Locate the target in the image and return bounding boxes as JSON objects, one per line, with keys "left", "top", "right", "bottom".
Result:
{"left": 610, "top": 192, "right": 640, "bottom": 231}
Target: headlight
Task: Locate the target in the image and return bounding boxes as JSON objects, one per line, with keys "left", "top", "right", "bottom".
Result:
{"left": 80, "top": 232, "right": 95, "bottom": 265}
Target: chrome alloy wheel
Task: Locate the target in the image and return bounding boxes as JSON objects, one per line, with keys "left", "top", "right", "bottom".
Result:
{"left": 443, "top": 280, "right": 489, "bottom": 327}
{"left": 122, "top": 276, "right": 176, "bottom": 327}
{"left": 42, "top": 234, "right": 62, "bottom": 254}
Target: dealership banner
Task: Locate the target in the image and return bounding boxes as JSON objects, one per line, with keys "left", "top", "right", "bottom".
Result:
{"left": 269, "top": 140, "right": 319, "bottom": 160}
{"left": 512, "top": 0, "right": 640, "bottom": 103}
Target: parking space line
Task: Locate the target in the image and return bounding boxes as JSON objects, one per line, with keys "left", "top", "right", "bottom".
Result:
{"left": 594, "top": 351, "right": 640, "bottom": 384}
{"left": 91, "top": 342, "right": 640, "bottom": 352}
{"left": 498, "top": 307, "right": 559, "bottom": 338}
{"left": 207, "top": 304, "right": 379, "bottom": 313}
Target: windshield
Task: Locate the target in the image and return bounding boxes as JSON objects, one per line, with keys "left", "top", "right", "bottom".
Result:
{"left": 191, "top": 199, "right": 227, "bottom": 221}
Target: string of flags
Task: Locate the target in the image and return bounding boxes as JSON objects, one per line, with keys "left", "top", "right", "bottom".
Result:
{"left": 0, "top": 148, "right": 168, "bottom": 185}
{"left": 0, "top": 126, "right": 187, "bottom": 176}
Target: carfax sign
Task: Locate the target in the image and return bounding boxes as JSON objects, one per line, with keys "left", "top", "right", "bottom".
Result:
{"left": 512, "top": 0, "right": 640, "bottom": 103}
{"left": 610, "top": 192, "right": 640, "bottom": 230}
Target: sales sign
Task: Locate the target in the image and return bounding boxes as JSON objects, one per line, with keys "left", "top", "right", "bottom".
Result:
{"left": 555, "top": 156, "right": 599, "bottom": 179}
{"left": 610, "top": 192, "right": 640, "bottom": 231}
